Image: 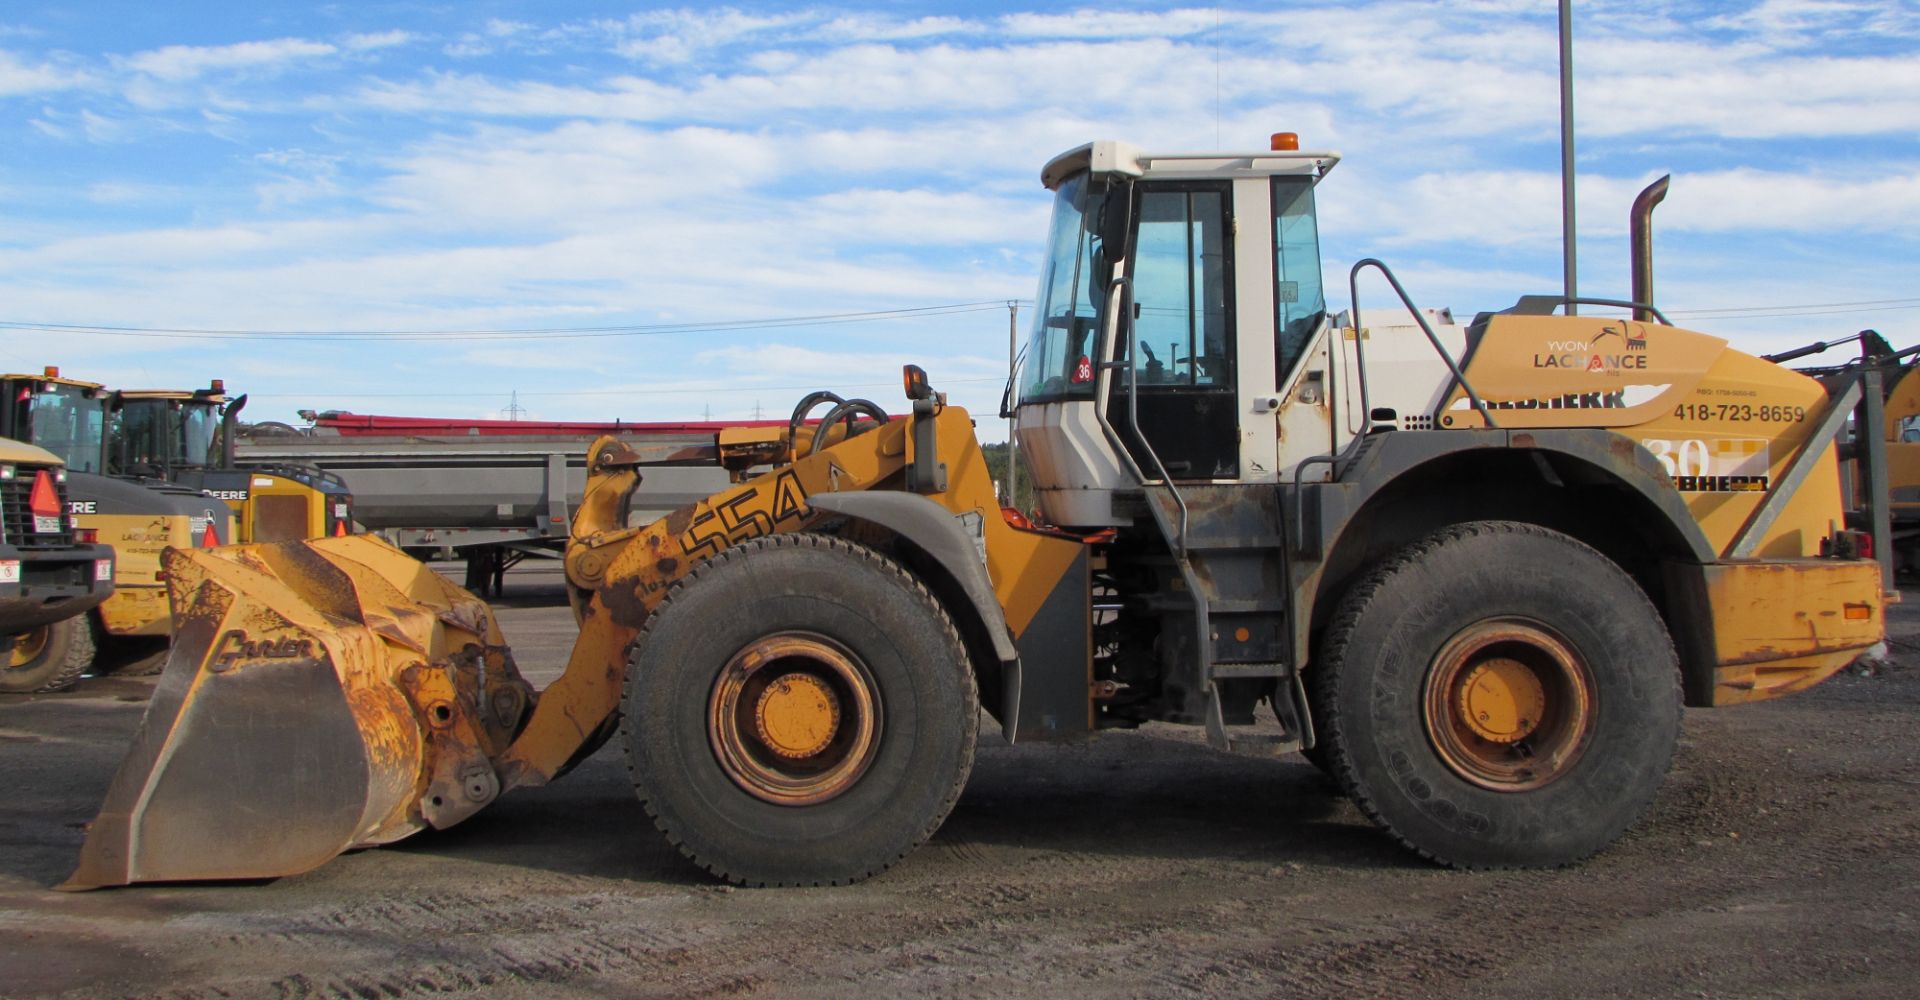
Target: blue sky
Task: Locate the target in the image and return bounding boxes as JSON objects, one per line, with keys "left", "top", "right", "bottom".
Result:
{"left": 1, "top": 1, "right": 1916, "bottom": 431}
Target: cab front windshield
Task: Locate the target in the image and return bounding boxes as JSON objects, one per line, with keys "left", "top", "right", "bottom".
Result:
{"left": 116, "top": 399, "right": 221, "bottom": 472}
{"left": 21, "top": 384, "right": 106, "bottom": 473}
{"left": 1019, "top": 172, "right": 1113, "bottom": 404}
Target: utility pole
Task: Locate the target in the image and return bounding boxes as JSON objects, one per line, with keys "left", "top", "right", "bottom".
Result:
{"left": 1559, "top": 0, "right": 1578, "bottom": 316}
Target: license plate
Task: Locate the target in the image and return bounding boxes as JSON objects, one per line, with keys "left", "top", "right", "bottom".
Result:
{"left": 34, "top": 515, "right": 61, "bottom": 533}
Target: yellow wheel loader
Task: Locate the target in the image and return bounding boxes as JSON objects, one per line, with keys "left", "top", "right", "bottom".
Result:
{"left": 0, "top": 436, "right": 116, "bottom": 694}
{"left": 1, "top": 369, "right": 233, "bottom": 674}
{"left": 111, "top": 382, "right": 354, "bottom": 542}
{"left": 67, "top": 136, "right": 1892, "bottom": 889}
{"left": 1764, "top": 331, "right": 1920, "bottom": 575}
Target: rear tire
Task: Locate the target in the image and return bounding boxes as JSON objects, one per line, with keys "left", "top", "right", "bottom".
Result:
{"left": 622, "top": 533, "right": 978, "bottom": 886}
{"left": 1313, "top": 521, "right": 1680, "bottom": 868}
{"left": 1, "top": 617, "right": 94, "bottom": 694}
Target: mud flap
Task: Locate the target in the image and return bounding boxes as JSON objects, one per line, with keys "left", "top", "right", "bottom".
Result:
{"left": 64, "top": 536, "right": 532, "bottom": 890}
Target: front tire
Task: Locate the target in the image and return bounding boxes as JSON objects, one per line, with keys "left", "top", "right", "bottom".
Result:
{"left": 623, "top": 533, "right": 978, "bottom": 886}
{"left": 1313, "top": 521, "right": 1680, "bottom": 868}
{"left": 1, "top": 617, "right": 94, "bottom": 694}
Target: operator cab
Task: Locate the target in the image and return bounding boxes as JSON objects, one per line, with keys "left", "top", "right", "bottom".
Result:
{"left": 114, "top": 382, "right": 355, "bottom": 541}
{"left": 1014, "top": 136, "right": 1339, "bottom": 528}
{"left": 0, "top": 369, "right": 111, "bottom": 473}
{"left": 111, "top": 384, "right": 228, "bottom": 479}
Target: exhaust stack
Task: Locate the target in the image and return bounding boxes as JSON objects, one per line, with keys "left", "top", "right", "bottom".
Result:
{"left": 1631, "top": 175, "right": 1671, "bottom": 322}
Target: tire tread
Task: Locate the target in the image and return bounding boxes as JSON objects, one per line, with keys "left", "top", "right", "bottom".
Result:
{"left": 620, "top": 532, "right": 978, "bottom": 887}
{"left": 1313, "top": 519, "right": 1681, "bottom": 869}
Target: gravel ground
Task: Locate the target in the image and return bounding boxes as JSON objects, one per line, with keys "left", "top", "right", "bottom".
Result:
{"left": 2, "top": 565, "right": 1916, "bottom": 998}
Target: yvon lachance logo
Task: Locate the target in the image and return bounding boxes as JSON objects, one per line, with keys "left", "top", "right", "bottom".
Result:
{"left": 1533, "top": 321, "right": 1652, "bottom": 373}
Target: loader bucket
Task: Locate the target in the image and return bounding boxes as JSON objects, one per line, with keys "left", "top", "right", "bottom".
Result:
{"left": 63, "top": 535, "right": 533, "bottom": 890}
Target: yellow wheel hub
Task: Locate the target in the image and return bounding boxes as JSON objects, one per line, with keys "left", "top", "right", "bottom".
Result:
{"left": 1423, "top": 619, "right": 1596, "bottom": 792}
{"left": 754, "top": 673, "right": 840, "bottom": 759}
{"left": 7, "top": 627, "right": 49, "bottom": 669}
{"left": 709, "top": 633, "right": 882, "bottom": 806}
{"left": 1456, "top": 658, "right": 1547, "bottom": 744}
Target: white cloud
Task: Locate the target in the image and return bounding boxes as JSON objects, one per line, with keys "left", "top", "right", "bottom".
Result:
{"left": 998, "top": 9, "right": 1222, "bottom": 38}
{"left": 1704, "top": 0, "right": 1920, "bottom": 44}
{"left": 1331, "top": 164, "right": 1920, "bottom": 255}
{"left": 253, "top": 148, "right": 345, "bottom": 208}
{"left": 122, "top": 38, "right": 336, "bottom": 81}
{"left": 0, "top": 49, "right": 88, "bottom": 95}
{"left": 815, "top": 15, "right": 971, "bottom": 43}
{"left": 606, "top": 9, "right": 816, "bottom": 65}
{"left": 342, "top": 31, "right": 412, "bottom": 52}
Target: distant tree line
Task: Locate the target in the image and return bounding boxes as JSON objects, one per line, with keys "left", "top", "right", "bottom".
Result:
{"left": 979, "top": 441, "right": 1036, "bottom": 514}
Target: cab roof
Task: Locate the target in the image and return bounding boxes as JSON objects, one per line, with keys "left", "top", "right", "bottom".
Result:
{"left": 1041, "top": 140, "right": 1341, "bottom": 192}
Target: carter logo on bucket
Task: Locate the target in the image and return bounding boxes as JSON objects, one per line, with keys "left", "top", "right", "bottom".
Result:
{"left": 207, "top": 629, "right": 317, "bottom": 673}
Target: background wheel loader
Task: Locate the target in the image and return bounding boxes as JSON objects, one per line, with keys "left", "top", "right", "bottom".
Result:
{"left": 1763, "top": 331, "right": 1920, "bottom": 576}
{"left": 0, "top": 434, "right": 117, "bottom": 694}
{"left": 1, "top": 369, "right": 233, "bottom": 677}
{"left": 111, "top": 381, "right": 354, "bottom": 543}
{"left": 67, "top": 135, "right": 1892, "bottom": 889}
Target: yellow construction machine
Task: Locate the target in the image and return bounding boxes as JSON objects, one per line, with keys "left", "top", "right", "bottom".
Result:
{"left": 0, "top": 431, "right": 116, "bottom": 694}
{"left": 1764, "top": 331, "right": 1919, "bottom": 575}
{"left": 111, "top": 381, "right": 354, "bottom": 542}
{"left": 67, "top": 136, "right": 1892, "bottom": 889}
{"left": 1, "top": 369, "right": 232, "bottom": 673}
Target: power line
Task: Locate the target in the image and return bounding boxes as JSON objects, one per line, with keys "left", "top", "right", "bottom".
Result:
{"left": 1664, "top": 297, "right": 1920, "bottom": 320}
{"left": 0, "top": 301, "right": 1029, "bottom": 342}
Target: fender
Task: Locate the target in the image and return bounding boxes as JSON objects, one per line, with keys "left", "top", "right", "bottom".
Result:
{"left": 1294, "top": 427, "right": 1719, "bottom": 671}
{"left": 1303, "top": 428, "right": 1716, "bottom": 564}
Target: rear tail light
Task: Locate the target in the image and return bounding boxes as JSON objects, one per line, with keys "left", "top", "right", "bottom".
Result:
{"left": 75, "top": 527, "right": 99, "bottom": 544}
{"left": 1821, "top": 528, "right": 1874, "bottom": 559}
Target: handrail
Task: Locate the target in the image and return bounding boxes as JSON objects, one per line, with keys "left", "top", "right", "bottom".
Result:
{"left": 1290, "top": 260, "right": 1494, "bottom": 553}
{"left": 1515, "top": 294, "right": 1675, "bottom": 326}
{"left": 1087, "top": 275, "right": 1192, "bottom": 558}
{"left": 1088, "top": 277, "right": 1150, "bottom": 482}
{"left": 1347, "top": 258, "right": 1497, "bottom": 433}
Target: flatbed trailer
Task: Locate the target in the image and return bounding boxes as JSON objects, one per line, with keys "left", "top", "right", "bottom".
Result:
{"left": 234, "top": 415, "right": 787, "bottom": 594}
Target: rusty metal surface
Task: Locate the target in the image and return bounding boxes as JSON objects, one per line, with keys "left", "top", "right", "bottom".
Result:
{"left": 65, "top": 535, "right": 531, "bottom": 889}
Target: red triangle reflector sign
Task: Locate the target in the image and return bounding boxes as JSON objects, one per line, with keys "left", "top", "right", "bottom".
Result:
{"left": 28, "top": 471, "right": 63, "bottom": 533}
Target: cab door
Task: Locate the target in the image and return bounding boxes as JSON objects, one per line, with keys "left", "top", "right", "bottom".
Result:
{"left": 1110, "top": 182, "right": 1240, "bottom": 480}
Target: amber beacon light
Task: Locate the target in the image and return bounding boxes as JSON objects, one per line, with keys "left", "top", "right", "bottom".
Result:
{"left": 1270, "top": 132, "right": 1300, "bottom": 151}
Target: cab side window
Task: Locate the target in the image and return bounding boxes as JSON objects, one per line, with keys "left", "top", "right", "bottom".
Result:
{"left": 1273, "top": 177, "right": 1326, "bottom": 380}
